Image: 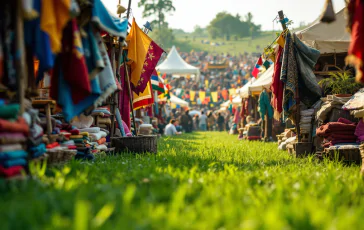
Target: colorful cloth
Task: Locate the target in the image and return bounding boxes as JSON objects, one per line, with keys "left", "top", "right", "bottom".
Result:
{"left": 133, "top": 82, "right": 154, "bottom": 110}
{"left": 0, "top": 165, "right": 23, "bottom": 178}
{"left": 0, "top": 117, "right": 29, "bottom": 134}
{"left": 258, "top": 90, "right": 273, "bottom": 121}
{"left": 0, "top": 144, "right": 22, "bottom": 152}
{"left": 119, "top": 53, "right": 131, "bottom": 129}
{"left": 280, "top": 33, "right": 298, "bottom": 119}
{"left": 151, "top": 70, "right": 165, "bottom": 94}
{"left": 40, "top": 0, "right": 71, "bottom": 54}
{"left": 346, "top": 0, "right": 364, "bottom": 83}
{"left": 0, "top": 158, "right": 27, "bottom": 168}
{"left": 0, "top": 104, "right": 19, "bottom": 119}
{"left": 91, "top": 0, "right": 128, "bottom": 38}
{"left": 270, "top": 46, "right": 284, "bottom": 120}
{"left": 127, "top": 19, "right": 164, "bottom": 94}
{"left": 0, "top": 133, "right": 27, "bottom": 145}
{"left": 0, "top": 150, "right": 27, "bottom": 160}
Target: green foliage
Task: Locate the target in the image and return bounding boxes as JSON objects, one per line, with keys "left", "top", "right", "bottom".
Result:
{"left": 207, "top": 12, "right": 261, "bottom": 40}
{"left": 318, "top": 71, "right": 361, "bottom": 95}
{"left": 1, "top": 132, "right": 364, "bottom": 229}
{"left": 149, "top": 25, "right": 176, "bottom": 50}
{"left": 138, "top": 0, "right": 175, "bottom": 30}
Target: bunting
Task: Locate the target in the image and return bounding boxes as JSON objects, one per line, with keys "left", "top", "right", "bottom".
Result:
{"left": 190, "top": 91, "right": 196, "bottom": 101}
{"left": 151, "top": 70, "right": 165, "bottom": 94}
{"left": 252, "top": 56, "right": 263, "bottom": 78}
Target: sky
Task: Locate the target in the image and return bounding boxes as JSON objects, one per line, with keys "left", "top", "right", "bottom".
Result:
{"left": 102, "top": 0, "right": 346, "bottom": 32}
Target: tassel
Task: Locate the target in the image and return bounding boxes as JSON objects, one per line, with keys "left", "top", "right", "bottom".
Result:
{"left": 320, "top": 0, "right": 336, "bottom": 23}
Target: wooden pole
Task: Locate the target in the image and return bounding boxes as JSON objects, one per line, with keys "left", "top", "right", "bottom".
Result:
{"left": 278, "top": 10, "right": 301, "bottom": 142}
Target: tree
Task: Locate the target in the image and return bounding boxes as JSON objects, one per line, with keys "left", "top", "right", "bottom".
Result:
{"left": 207, "top": 12, "right": 251, "bottom": 39}
{"left": 149, "top": 25, "right": 175, "bottom": 49}
{"left": 138, "top": 0, "right": 176, "bottom": 30}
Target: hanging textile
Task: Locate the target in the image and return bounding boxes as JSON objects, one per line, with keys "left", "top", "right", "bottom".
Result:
{"left": 270, "top": 46, "right": 284, "bottom": 120}
{"left": 119, "top": 52, "right": 131, "bottom": 130}
{"left": 258, "top": 90, "right": 273, "bottom": 121}
{"left": 151, "top": 70, "right": 165, "bottom": 94}
{"left": 91, "top": 0, "right": 128, "bottom": 38}
{"left": 280, "top": 33, "right": 298, "bottom": 119}
{"left": 211, "top": 92, "right": 218, "bottom": 102}
{"left": 346, "top": 0, "right": 364, "bottom": 83}
{"left": 199, "top": 91, "right": 206, "bottom": 102}
{"left": 133, "top": 82, "right": 154, "bottom": 110}
{"left": 40, "top": 0, "right": 72, "bottom": 54}
{"left": 127, "top": 18, "right": 164, "bottom": 95}
{"left": 190, "top": 91, "right": 196, "bottom": 101}
{"left": 24, "top": 0, "right": 54, "bottom": 84}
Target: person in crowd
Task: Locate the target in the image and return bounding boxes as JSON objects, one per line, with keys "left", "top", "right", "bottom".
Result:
{"left": 217, "top": 112, "right": 225, "bottom": 132}
{"left": 207, "top": 111, "right": 216, "bottom": 131}
{"left": 164, "top": 119, "right": 182, "bottom": 136}
{"left": 225, "top": 111, "right": 231, "bottom": 132}
{"left": 199, "top": 111, "right": 208, "bottom": 131}
{"left": 166, "top": 112, "right": 174, "bottom": 124}
{"left": 193, "top": 114, "right": 199, "bottom": 131}
{"left": 180, "top": 110, "right": 192, "bottom": 133}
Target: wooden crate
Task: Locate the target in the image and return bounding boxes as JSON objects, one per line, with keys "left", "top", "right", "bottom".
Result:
{"left": 287, "top": 142, "right": 313, "bottom": 158}
{"left": 324, "top": 148, "right": 361, "bottom": 164}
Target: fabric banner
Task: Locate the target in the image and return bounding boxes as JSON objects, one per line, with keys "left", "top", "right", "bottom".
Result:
{"left": 127, "top": 18, "right": 164, "bottom": 95}
{"left": 205, "top": 80, "right": 209, "bottom": 88}
{"left": 211, "top": 92, "right": 218, "bottom": 102}
{"left": 190, "top": 91, "right": 196, "bottom": 101}
{"left": 133, "top": 81, "right": 154, "bottom": 110}
{"left": 199, "top": 91, "right": 206, "bottom": 102}
{"left": 222, "top": 89, "right": 228, "bottom": 100}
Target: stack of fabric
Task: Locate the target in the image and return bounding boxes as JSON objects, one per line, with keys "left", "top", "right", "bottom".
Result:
{"left": 26, "top": 109, "right": 46, "bottom": 160}
{"left": 300, "top": 109, "right": 315, "bottom": 135}
{"left": 80, "top": 127, "right": 108, "bottom": 152}
{"left": 316, "top": 118, "right": 357, "bottom": 147}
{"left": 92, "top": 108, "right": 112, "bottom": 132}
{"left": 0, "top": 103, "right": 29, "bottom": 179}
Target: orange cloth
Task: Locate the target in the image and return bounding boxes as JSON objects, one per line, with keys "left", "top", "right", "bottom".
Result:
{"left": 40, "top": 0, "right": 72, "bottom": 53}
{"left": 97, "top": 137, "right": 106, "bottom": 145}
{"left": 0, "top": 117, "right": 29, "bottom": 135}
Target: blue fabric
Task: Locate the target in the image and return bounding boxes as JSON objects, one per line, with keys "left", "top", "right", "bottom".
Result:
{"left": 1, "top": 158, "right": 27, "bottom": 168}
{"left": 91, "top": 0, "right": 128, "bottom": 37}
{"left": 57, "top": 65, "right": 101, "bottom": 122}
{"left": 92, "top": 109, "right": 111, "bottom": 115}
{"left": 24, "top": 0, "right": 55, "bottom": 84}
{"left": 0, "top": 150, "right": 28, "bottom": 160}
{"left": 29, "top": 143, "right": 46, "bottom": 158}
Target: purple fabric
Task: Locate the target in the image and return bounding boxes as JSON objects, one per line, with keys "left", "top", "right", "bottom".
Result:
{"left": 119, "top": 63, "right": 131, "bottom": 130}
{"left": 355, "top": 120, "right": 364, "bottom": 142}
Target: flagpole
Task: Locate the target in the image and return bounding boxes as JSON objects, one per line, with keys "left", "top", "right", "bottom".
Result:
{"left": 121, "top": 0, "right": 138, "bottom": 136}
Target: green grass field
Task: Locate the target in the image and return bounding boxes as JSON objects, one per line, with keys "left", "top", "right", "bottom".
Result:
{"left": 174, "top": 32, "right": 277, "bottom": 54}
{"left": 1, "top": 132, "right": 364, "bottom": 230}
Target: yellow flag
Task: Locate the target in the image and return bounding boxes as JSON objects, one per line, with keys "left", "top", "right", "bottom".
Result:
{"left": 199, "top": 91, "right": 206, "bottom": 102}
{"left": 41, "top": 0, "right": 71, "bottom": 53}
{"left": 133, "top": 82, "right": 153, "bottom": 110}
{"left": 229, "top": 88, "right": 236, "bottom": 96}
{"left": 277, "top": 33, "right": 286, "bottom": 48}
{"left": 205, "top": 80, "right": 209, "bottom": 88}
{"left": 211, "top": 92, "right": 218, "bottom": 102}
{"left": 190, "top": 91, "right": 196, "bottom": 101}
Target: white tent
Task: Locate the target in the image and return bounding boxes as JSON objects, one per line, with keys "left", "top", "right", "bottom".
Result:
{"left": 238, "top": 78, "right": 256, "bottom": 98}
{"left": 232, "top": 95, "right": 242, "bottom": 106}
{"left": 157, "top": 46, "right": 200, "bottom": 76}
{"left": 249, "top": 65, "right": 274, "bottom": 94}
{"left": 170, "top": 94, "right": 189, "bottom": 107}
{"left": 296, "top": 9, "right": 350, "bottom": 54}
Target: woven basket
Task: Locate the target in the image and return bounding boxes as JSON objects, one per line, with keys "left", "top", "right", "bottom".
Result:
{"left": 111, "top": 136, "right": 158, "bottom": 154}
{"left": 47, "top": 149, "right": 77, "bottom": 165}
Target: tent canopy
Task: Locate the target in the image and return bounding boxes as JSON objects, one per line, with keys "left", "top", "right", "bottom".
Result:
{"left": 170, "top": 94, "right": 189, "bottom": 107}
{"left": 232, "top": 95, "right": 242, "bottom": 106}
{"left": 238, "top": 78, "right": 256, "bottom": 98}
{"left": 296, "top": 8, "right": 350, "bottom": 54}
{"left": 249, "top": 65, "right": 274, "bottom": 94}
{"left": 157, "top": 46, "right": 200, "bottom": 75}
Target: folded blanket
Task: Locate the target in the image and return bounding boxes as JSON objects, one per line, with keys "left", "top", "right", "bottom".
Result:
{"left": 79, "top": 127, "right": 100, "bottom": 133}
{"left": 0, "top": 104, "right": 20, "bottom": 119}
{"left": 70, "top": 129, "right": 80, "bottom": 135}
{"left": 92, "top": 109, "right": 111, "bottom": 115}
{"left": 98, "top": 117, "right": 111, "bottom": 125}
{"left": 0, "top": 158, "right": 27, "bottom": 168}
{"left": 97, "top": 137, "right": 106, "bottom": 145}
{"left": 338, "top": 117, "right": 356, "bottom": 125}
{"left": 0, "top": 144, "right": 23, "bottom": 152}
{"left": 0, "top": 117, "right": 29, "bottom": 134}
{"left": 79, "top": 132, "right": 89, "bottom": 137}
{"left": 71, "top": 114, "right": 94, "bottom": 129}
{"left": 46, "top": 142, "right": 60, "bottom": 149}
{"left": 70, "top": 135, "right": 83, "bottom": 139}
{"left": 0, "top": 150, "right": 28, "bottom": 160}
{"left": 0, "top": 165, "right": 24, "bottom": 177}
{"left": 90, "top": 131, "right": 107, "bottom": 142}
{"left": 96, "top": 144, "right": 107, "bottom": 151}
{"left": 29, "top": 143, "right": 46, "bottom": 158}
{"left": 325, "top": 134, "right": 357, "bottom": 141}
{"left": 0, "top": 133, "right": 27, "bottom": 144}
{"left": 316, "top": 122, "right": 356, "bottom": 136}
{"left": 62, "top": 140, "right": 75, "bottom": 146}
{"left": 100, "top": 128, "right": 109, "bottom": 135}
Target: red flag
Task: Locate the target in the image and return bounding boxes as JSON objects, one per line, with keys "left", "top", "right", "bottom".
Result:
{"left": 257, "top": 56, "right": 263, "bottom": 66}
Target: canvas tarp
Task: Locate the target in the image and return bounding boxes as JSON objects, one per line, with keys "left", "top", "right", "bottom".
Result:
{"left": 157, "top": 46, "right": 200, "bottom": 75}
{"left": 296, "top": 8, "right": 350, "bottom": 54}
